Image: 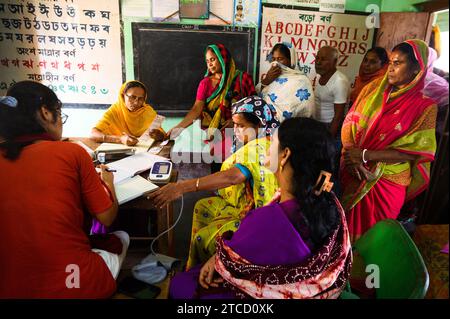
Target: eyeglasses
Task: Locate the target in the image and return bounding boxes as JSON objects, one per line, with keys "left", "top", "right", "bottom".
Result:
{"left": 60, "top": 112, "right": 68, "bottom": 124}
{"left": 125, "top": 94, "right": 145, "bottom": 103}
{"left": 55, "top": 100, "right": 68, "bottom": 124}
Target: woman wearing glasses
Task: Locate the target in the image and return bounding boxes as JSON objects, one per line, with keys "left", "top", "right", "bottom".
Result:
{"left": 0, "top": 81, "right": 129, "bottom": 298}
{"left": 90, "top": 80, "right": 166, "bottom": 146}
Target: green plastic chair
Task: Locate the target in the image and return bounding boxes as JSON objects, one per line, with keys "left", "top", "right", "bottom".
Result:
{"left": 352, "top": 219, "right": 429, "bottom": 299}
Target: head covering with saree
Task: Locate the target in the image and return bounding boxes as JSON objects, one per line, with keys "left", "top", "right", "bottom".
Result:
{"left": 259, "top": 42, "right": 315, "bottom": 122}
{"left": 349, "top": 52, "right": 388, "bottom": 104}
{"left": 94, "top": 81, "right": 158, "bottom": 137}
{"left": 340, "top": 39, "right": 437, "bottom": 242}
{"left": 201, "top": 44, "right": 256, "bottom": 136}
{"left": 186, "top": 96, "right": 279, "bottom": 270}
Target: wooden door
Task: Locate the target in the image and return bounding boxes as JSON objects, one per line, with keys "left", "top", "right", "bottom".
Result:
{"left": 375, "top": 12, "right": 434, "bottom": 51}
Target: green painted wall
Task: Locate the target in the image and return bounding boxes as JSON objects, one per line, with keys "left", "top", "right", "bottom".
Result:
{"left": 381, "top": 0, "right": 420, "bottom": 12}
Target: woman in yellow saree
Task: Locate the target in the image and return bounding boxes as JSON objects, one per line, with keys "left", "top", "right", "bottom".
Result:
{"left": 149, "top": 96, "right": 280, "bottom": 269}
{"left": 340, "top": 39, "right": 437, "bottom": 243}
{"left": 90, "top": 80, "right": 165, "bottom": 145}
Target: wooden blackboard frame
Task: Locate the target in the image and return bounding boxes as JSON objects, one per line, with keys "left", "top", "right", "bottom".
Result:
{"left": 132, "top": 23, "right": 256, "bottom": 117}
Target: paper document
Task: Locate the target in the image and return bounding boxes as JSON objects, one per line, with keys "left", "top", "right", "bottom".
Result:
{"left": 107, "top": 152, "right": 169, "bottom": 184}
{"left": 95, "top": 143, "right": 134, "bottom": 153}
{"left": 115, "top": 175, "right": 159, "bottom": 205}
{"left": 138, "top": 115, "right": 165, "bottom": 148}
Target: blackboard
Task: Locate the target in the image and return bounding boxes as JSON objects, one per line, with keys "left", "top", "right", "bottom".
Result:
{"left": 132, "top": 23, "right": 256, "bottom": 116}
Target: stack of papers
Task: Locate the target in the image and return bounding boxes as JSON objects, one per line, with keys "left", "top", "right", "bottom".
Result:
{"left": 95, "top": 142, "right": 151, "bottom": 154}
{"left": 105, "top": 152, "right": 170, "bottom": 205}
{"left": 107, "top": 152, "right": 169, "bottom": 184}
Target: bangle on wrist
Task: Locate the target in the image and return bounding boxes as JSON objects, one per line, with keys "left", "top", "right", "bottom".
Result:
{"left": 362, "top": 149, "right": 368, "bottom": 164}
{"left": 195, "top": 178, "right": 200, "bottom": 192}
{"left": 102, "top": 135, "right": 106, "bottom": 142}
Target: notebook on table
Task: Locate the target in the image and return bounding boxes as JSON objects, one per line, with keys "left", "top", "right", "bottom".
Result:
{"left": 115, "top": 175, "right": 159, "bottom": 205}
{"left": 105, "top": 152, "right": 169, "bottom": 205}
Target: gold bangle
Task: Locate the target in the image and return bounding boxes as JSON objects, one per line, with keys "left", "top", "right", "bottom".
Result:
{"left": 195, "top": 178, "right": 200, "bottom": 192}
{"left": 102, "top": 135, "right": 106, "bottom": 142}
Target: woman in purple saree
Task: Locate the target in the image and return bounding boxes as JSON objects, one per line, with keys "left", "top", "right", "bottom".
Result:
{"left": 170, "top": 118, "right": 352, "bottom": 299}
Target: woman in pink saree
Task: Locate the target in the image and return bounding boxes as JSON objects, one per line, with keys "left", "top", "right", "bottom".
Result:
{"left": 340, "top": 39, "right": 437, "bottom": 243}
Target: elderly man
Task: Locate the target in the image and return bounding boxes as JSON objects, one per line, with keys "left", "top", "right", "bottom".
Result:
{"left": 313, "top": 46, "right": 350, "bottom": 139}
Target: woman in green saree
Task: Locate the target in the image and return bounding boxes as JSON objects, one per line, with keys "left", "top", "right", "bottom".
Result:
{"left": 166, "top": 44, "right": 256, "bottom": 171}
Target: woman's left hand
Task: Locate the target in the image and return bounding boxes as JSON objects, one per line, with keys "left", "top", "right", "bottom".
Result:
{"left": 199, "top": 254, "right": 223, "bottom": 289}
{"left": 343, "top": 148, "right": 363, "bottom": 166}
{"left": 146, "top": 182, "right": 184, "bottom": 209}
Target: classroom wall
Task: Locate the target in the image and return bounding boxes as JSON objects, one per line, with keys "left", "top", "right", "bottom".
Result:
{"left": 66, "top": 0, "right": 380, "bottom": 137}
{"left": 64, "top": 0, "right": 439, "bottom": 137}
{"left": 262, "top": 0, "right": 382, "bottom": 12}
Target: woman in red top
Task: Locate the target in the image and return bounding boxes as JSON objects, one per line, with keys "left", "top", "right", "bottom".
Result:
{"left": 0, "top": 81, "right": 129, "bottom": 298}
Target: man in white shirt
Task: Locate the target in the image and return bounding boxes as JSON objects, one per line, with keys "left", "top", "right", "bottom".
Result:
{"left": 313, "top": 46, "right": 350, "bottom": 139}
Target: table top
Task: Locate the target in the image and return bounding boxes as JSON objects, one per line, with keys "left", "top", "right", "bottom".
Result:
{"left": 68, "top": 137, "right": 174, "bottom": 160}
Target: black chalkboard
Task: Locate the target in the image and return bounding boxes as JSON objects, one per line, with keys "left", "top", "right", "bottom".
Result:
{"left": 132, "top": 23, "right": 256, "bottom": 116}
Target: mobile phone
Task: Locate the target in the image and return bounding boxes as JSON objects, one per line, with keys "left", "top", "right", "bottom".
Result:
{"left": 118, "top": 276, "right": 161, "bottom": 299}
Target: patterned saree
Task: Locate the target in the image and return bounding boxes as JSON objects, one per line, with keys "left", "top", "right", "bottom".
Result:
{"left": 340, "top": 39, "right": 437, "bottom": 243}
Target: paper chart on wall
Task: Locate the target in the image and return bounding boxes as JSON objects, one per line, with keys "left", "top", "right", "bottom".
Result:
{"left": 152, "top": 0, "right": 179, "bottom": 22}
{"left": 233, "top": 0, "right": 261, "bottom": 27}
{"left": 206, "top": 0, "right": 234, "bottom": 25}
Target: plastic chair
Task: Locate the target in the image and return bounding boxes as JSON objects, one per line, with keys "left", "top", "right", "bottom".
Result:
{"left": 352, "top": 219, "right": 429, "bottom": 299}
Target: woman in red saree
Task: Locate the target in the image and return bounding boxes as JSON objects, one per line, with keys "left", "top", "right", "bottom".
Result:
{"left": 341, "top": 39, "right": 437, "bottom": 243}
{"left": 166, "top": 44, "right": 256, "bottom": 171}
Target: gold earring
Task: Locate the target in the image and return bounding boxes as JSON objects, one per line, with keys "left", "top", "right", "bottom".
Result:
{"left": 279, "top": 164, "right": 283, "bottom": 172}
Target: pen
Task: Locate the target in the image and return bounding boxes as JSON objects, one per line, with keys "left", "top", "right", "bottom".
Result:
{"left": 106, "top": 168, "right": 117, "bottom": 172}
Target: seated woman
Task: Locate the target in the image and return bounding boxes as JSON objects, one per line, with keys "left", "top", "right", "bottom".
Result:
{"left": 91, "top": 80, "right": 165, "bottom": 146}
{"left": 257, "top": 42, "right": 314, "bottom": 122}
{"left": 166, "top": 44, "right": 256, "bottom": 170}
{"left": 349, "top": 47, "right": 389, "bottom": 106}
{"left": 169, "top": 117, "right": 352, "bottom": 299}
{"left": 0, "top": 81, "right": 129, "bottom": 298}
{"left": 341, "top": 39, "right": 437, "bottom": 243}
{"left": 149, "top": 96, "right": 280, "bottom": 269}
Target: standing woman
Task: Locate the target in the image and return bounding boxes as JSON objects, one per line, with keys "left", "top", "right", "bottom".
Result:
{"left": 91, "top": 80, "right": 165, "bottom": 146}
{"left": 167, "top": 44, "right": 256, "bottom": 169}
{"left": 349, "top": 47, "right": 389, "bottom": 105}
{"left": 341, "top": 39, "right": 437, "bottom": 243}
